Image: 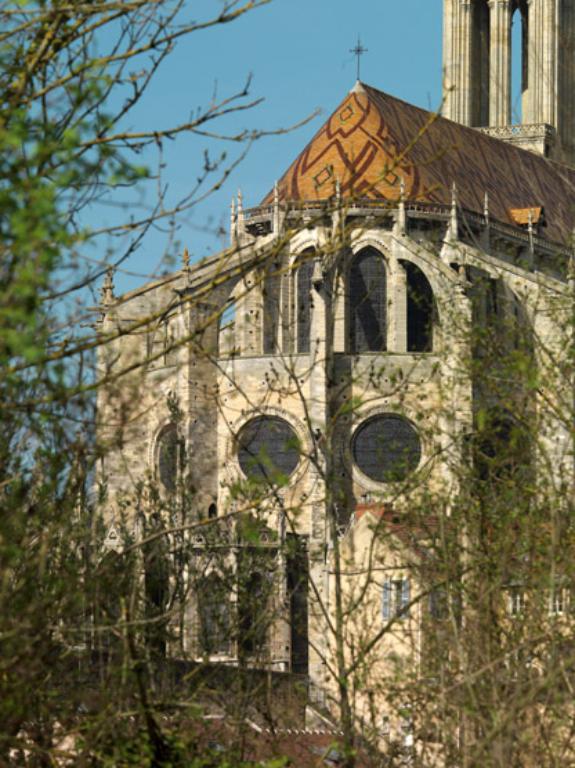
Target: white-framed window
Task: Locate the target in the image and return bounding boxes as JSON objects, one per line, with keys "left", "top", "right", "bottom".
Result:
{"left": 507, "top": 586, "right": 525, "bottom": 617}
{"left": 382, "top": 578, "right": 410, "bottom": 620}
{"left": 549, "top": 584, "right": 569, "bottom": 616}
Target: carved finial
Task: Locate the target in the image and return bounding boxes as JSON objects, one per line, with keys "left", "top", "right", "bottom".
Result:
{"left": 230, "top": 196, "right": 237, "bottom": 245}
{"left": 236, "top": 189, "right": 245, "bottom": 239}
{"left": 480, "top": 191, "right": 491, "bottom": 250}
{"left": 396, "top": 175, "right": 406, "bottom": 235}
{"left": 448, "top": 181, "right": 458, "bottom": 241}
{"left": 182, "top": 247, "right": 191, "bottom": 284}
{"left": 273, "top": 180, "right": 283, "bottom": 236}
{"left": 528, "top": 208, "right": 535, "bottom": 254}
{"left": 100, "top": 266, "right": 115, "bottom": 307}
{"left": 332, "top": 179, "right": 343, "bottom": 235}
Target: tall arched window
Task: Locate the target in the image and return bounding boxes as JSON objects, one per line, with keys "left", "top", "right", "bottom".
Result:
{"left": 157, "top": 424, "right": 180, "bottom": 493}
{"left": 403, "top": 261, "right": 434, "bottom": 353}
{"left": 296, "top": 252, "right": 314, "bottom": 354}
{"left": 238, "top": 570, "right": 270, "bottom": 657}
{"left": 263, "top": 263, "right": 280, "bottom": 354}
{"left": 349, "top": 247, "right": 387, "bottom": 353}
{"left": 197, "top": 573, "right": 231, "bottom": 655}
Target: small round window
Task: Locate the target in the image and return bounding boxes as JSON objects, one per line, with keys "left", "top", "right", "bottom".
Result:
{"left": 238, "top": 416, "right": 300, "bottom": 483}
{"left": 353, "top": 414, "right": 421, "bottom": 483}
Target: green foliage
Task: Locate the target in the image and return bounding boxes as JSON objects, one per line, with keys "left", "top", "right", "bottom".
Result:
{"left": 0, "top": 1, "right": 273, "bottom": 764}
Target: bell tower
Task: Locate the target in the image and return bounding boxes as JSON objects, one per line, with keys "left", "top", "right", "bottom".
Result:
{"left": 443, "top": 0, "right": 575, "bottom": 166}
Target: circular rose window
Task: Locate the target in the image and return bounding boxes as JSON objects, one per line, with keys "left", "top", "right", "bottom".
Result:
{"left": 238, "top": 416, "right": 300, "bottom": 483}
{"left": 353, "top": 414, "right": 421, "bottom": 483}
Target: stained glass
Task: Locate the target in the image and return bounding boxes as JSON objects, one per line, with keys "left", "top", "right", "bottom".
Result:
{"left": 238, "top": 416, "right": 299, "bottom": 483}
{"left": 349, "top": 248, "right": 386, "bottom": 352}
{"left": 353, "top": 414, "right": 421, "bottom": 483}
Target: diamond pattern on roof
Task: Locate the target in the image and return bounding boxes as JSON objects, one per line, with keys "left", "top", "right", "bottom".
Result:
{"left": 263, "top": 83, "right": 575, "bottom": 245}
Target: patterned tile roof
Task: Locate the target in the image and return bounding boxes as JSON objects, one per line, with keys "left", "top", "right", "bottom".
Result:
{"left": 263, "top": 82, "right": 575, "bottom": 245}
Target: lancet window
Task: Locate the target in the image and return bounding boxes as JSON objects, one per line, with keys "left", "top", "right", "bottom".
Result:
{"left": 296, "top": 252, "right": 314, "bottom": 354}
{"left": 349, "top": 247, "right": 387, "bottom": 353}
{"left": 263, "top": 264, "right": 280, "bottom": 355}
{"left": 404, "top": 261, "right": 434, "bottom": 353}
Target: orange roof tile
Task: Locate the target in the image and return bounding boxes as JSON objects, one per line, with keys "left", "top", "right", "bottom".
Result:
{"left": 509, "top": 206, "right": 544, "bottom": 226}
{"left": 263, "top": 83, "right": 575, "bottom": 245}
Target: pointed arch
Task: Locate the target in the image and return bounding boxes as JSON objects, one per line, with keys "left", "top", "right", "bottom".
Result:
{"left": 294, "top": 249, "right": 315, "bottom": 353}
{"left": 348, "top": 247, "right": 387, "bottom": 353}
{"left": 263, "top": 260, "right": 281, "bottom": 355}
{"left": 402, "top": 260, "right": 435, "bottom": 353}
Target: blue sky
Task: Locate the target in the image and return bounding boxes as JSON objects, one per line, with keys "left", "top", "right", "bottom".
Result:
{"left": 91, "top": 0, "right": 442, "bottom": 296}
{"left": 91, "top": 0, "right": 522, "bottom": 296}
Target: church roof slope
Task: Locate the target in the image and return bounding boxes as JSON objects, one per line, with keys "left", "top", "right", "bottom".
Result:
{"left": 263, "top": 82, "right": 575, "bottom": 245}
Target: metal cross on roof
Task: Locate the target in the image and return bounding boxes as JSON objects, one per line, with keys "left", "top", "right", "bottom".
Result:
{"left": 350, "top": 36, "right": 368, "bottom": 81}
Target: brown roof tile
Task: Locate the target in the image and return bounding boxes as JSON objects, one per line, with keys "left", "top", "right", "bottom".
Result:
{"left": 263, "top": 83, "right": 575, "bottom": 245}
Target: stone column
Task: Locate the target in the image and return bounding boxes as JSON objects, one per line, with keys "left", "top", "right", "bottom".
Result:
{"left": 240, "top": 271, "right": 262, "bottom": 355}
{"left": 489, "top": 0, "right": 512, "bottom": 126}
{"left": 443, "top": 0, "right": 474, "bottom": 125}
{"left": 306, "top": 257, "right": 332, "bottom": 696}
{"left": 559, "top": 0, "right": 575, "bottom": 165}
{"left": 524, "top": 0, "right": 539, "bottom": 124}
{"left": 539, "top": 0, "right": 558, "bottom": 127}
{"left": 387, "top": 247, "right": 407, "bottom": 354}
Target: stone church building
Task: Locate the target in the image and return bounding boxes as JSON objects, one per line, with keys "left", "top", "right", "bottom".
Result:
{"left": 96, "top": 0, "right": 575, "bottom": 742}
